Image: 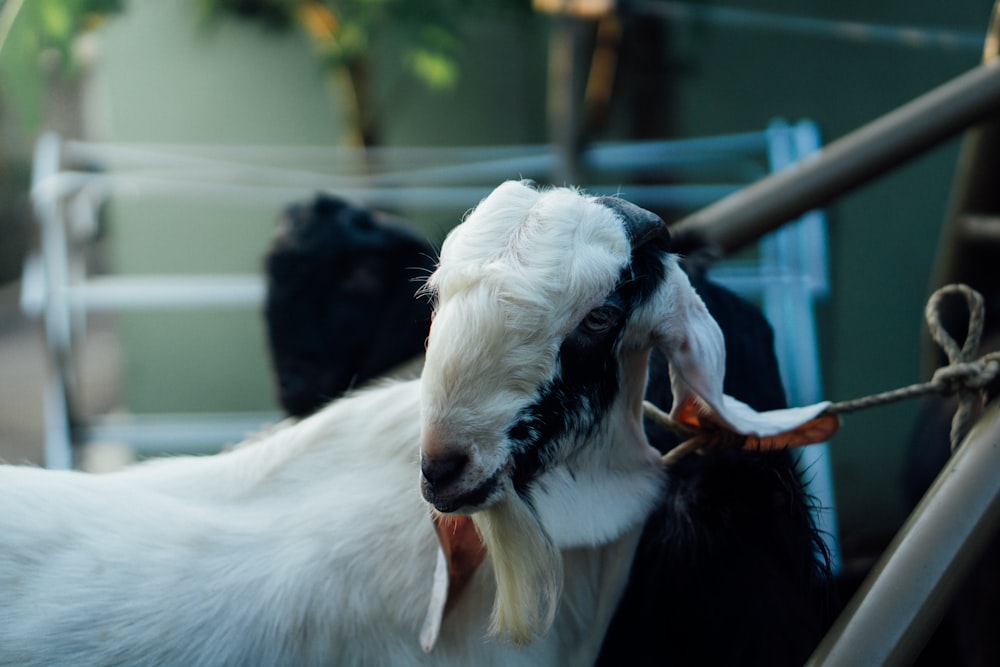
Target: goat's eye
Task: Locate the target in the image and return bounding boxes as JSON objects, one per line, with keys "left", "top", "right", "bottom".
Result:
{"left": 580, "top": 305, "right": 622, "bottom": 335}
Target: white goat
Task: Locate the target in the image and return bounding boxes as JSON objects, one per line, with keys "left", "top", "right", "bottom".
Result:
{"left": 0, "top": 181, "right": 831, "bottom": 666}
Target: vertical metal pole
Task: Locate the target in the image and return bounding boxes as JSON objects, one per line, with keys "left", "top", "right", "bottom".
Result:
{"left": 31, "top": 132, "right": 75, "bottom": 469}
{"left": 924, "top": 3, "right": 1000, "bottom": 375}
{"left": 762, "top": 119, "right": 842, "bottom": 573}
{"left": 806, "top": 400, "right": 1000, "bottom": 666}
{"left": 547, "top": 15, "right": 591, "bottom": 184}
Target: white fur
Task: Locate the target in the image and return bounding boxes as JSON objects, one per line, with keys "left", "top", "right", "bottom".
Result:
{"left": 0, "top": 181, "right": 825, "bottom": 664}
{"left": 0, "top": 380, "right": 639, "bottom": 665}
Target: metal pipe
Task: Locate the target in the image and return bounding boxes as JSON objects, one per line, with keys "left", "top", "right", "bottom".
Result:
{"left": 31, "top": 133, "right": 75, "bottom": 470}
{"left": 64, "top": 275, "right": 265, "bottom": 312}
{"left": 671, "top": 60, "right": 1000, "bottom": 254}
{"left": 28, "top": 174, "right": 743, "bottom": 212}
{"left": 806, "top": 400, "right": 1000, "bottom": 666}
{"left": 636, "top": 2, "right": 984, "bottom": 52}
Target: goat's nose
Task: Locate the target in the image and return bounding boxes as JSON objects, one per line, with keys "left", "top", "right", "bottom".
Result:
{"left": 421, "top": 451, "right": 469, "bottom": 489}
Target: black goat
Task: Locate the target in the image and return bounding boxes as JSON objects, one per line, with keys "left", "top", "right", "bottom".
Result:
{"left": 264, "top": 194, "right": 435, "bottom": 416}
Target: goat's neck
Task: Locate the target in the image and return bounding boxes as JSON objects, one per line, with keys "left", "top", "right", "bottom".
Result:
{"left": 532, "top": 346, "right": 663, "bottom": 549}
{"left": 530, "top": 459, "right": 662, "bottom": 548}
{"left": 555, "top": 525, "right": 646, "bottom": 659}
{"left": 438, "top": 519, "right": 645, "bottom": 664}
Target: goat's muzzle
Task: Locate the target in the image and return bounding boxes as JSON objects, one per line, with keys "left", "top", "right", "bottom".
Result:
{"left": 421, "top": 451, "right": 468, "bottom": 491}
{"left": 420, "top": 446, "right": 506, "bottom": 514}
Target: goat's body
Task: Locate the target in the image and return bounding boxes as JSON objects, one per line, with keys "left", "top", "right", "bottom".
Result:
{"left": 0, "top": 379, "right": 643, "bottom": 666}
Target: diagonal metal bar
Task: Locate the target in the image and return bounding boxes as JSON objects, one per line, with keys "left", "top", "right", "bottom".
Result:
{"left": 806, "top": 400, "right": 1000, "bottom": 666}
{"left": 670, "top": 61, "right": 1000, "bottom": 254}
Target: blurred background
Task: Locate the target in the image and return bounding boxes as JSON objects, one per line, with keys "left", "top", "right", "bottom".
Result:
{"left": 0, "top": 0, "right": 996, "bottom": 572}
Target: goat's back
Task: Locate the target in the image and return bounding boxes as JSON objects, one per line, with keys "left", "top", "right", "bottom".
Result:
{"left": 0, "top": 381, "right": 447, "bottom": 666}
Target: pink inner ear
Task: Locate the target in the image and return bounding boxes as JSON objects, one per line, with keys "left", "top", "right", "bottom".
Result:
{"left": 673, "top": 396, "right": 705, "bottom": 428}
{"left": 433, "top": 513, "right": 486, "bottom": 612}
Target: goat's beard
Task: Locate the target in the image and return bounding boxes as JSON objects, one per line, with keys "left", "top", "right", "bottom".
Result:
{"left": 472, "top": 477, "right": 563, "bottom": 645}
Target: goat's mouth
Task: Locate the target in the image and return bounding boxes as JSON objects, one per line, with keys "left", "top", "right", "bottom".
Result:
{"left": 422, "top": 463, "right": 508, "bottom": 514}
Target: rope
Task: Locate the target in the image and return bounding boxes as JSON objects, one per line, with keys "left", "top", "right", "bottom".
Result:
{"left": 643, "top": 284, "right": 999, "bottom": 455}
{"left": 826, "top": 284, "right": 998, "bottom": 450}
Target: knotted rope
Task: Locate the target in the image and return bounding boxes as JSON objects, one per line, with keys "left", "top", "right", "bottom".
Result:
{"left": 826, "top": 284, "right": 1000, "bottom": 450}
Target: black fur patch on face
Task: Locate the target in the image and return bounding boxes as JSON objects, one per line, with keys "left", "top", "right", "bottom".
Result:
{"left": 507, "top": 229, "right": 669, "bottom": 495}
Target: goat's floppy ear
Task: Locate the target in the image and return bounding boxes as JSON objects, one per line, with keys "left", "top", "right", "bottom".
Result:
{"left": 653, "top": 264, "right": 834, "bottom": 441}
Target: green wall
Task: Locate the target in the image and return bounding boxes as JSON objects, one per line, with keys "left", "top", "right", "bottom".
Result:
{"left": 90, "top": 0, "right": 351, "bottom": 413}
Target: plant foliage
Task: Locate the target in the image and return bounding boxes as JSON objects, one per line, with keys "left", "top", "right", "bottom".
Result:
{"left": 199, "top": 0, "right": 530, "bottom": 92}
{"left": 0, "top": 0, "right": 124, "bottom": 131}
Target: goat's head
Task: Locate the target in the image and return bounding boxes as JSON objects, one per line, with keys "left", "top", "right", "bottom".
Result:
{"left": 266, "top": 194, "right": 434, "bottom": 416}
{"left": 417, "top": 180, "right": 830, "bottom": 643}
{"left": 419, "top": 181, "right": 672, "bottom": 510}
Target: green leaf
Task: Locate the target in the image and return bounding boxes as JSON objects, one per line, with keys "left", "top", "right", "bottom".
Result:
{"left": 408, "top": 47, "right": 458, "bottom": 90}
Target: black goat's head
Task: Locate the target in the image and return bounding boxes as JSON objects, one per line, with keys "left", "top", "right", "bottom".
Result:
{"left": 265, "top": 194, "right": 435, "bottom": 416}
